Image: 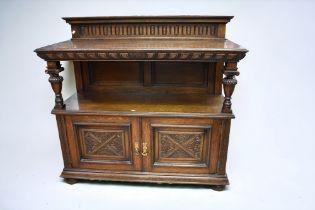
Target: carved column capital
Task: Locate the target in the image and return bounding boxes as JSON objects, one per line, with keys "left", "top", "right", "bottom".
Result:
{"left": 45, "top": 61, "right": 65, "bottom": 109}
{"left": 223, "top": 62, "right": 239, "bottom": 76}
{"left": 222, "top": 61, "right": 239, "bottom": 113}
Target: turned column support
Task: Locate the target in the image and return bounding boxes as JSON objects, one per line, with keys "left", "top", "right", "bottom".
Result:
{"left": 222, "top": 61, "right": 239, "bottom": 113}
{"left": 45, "top": 61, "right": 65, "bottom": 109}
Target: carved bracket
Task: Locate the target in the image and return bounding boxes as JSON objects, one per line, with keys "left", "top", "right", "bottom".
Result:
{"left": 222, "top": 62, "right": 239, "bottom": 113}
{"left": 45, "top": 61, "right": 65, "bottom": 109}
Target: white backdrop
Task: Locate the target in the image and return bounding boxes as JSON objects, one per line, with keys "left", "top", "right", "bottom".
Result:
{"left": 0, "top": 0, "right": 314, "bottom": 209}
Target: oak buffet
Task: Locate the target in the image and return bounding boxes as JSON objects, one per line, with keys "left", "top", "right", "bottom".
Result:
{"left": 34, "top": 16, "right": 248, "bottom": 191}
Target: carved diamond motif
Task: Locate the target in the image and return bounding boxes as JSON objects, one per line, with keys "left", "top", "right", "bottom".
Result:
{"left": 159, "top": 133, "right": 203, "bottom": 159}
{"left": 83, "top": 131, "right": 124, "bottom": 157}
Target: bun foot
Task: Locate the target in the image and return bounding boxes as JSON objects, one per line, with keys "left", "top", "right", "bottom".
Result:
{"left": 64, "top": 178, "right": 78, "bottom": 185}
{"left": 210, "top": 185, "right": 226, "bottom": 191}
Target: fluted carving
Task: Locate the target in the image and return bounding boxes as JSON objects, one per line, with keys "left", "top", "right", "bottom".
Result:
{"left": 222, "top": 62, "right": 239, "bottom": 113}
{"left": 45, "top": 61, "right": 65, "bottom": 109}
{"left": 72, "top": 23, "right": 219, "bottom": 38}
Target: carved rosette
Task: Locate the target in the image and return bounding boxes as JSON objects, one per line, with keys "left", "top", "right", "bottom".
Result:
{"left": 45, "top": 61, "right": 65, "bottom": 109}
{"left": 222, "top": 62, "right": 239, "bottom": 113}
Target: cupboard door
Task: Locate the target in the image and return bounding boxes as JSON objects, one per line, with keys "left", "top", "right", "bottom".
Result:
{"left": 66, "top": 116, "right": 141, "bottom": 171}
{"left": 142, "top": 118, "right": 222, "bottom": 174}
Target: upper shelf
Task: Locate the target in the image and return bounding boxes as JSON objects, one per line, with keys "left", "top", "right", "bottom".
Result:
{"left": 35, "top": 16, "right": 248, "bottom": 62}
{"left": 35, "top": 38, "right": 247, "bottom": 62}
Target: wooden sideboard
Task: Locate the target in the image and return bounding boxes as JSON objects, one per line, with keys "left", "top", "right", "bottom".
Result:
{"left": 35, "top": 16, "right": 247, "bottom": 191}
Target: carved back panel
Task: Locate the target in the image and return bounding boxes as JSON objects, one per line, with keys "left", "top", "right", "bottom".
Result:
{"left": 63, "top": 16, "right": 232, "bottom": 39}
{"left": 74, "top": 61, "right": 223, "bottom": 94}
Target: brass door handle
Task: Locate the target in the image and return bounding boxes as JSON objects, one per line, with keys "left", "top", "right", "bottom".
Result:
{"left": 134, "top": 142, "right": 148, "bottom": 157}
{"left": 141, "top": 143, "right": 148, "bottom": 156}
{"left": 134, "top": 142, "right": 140, "bottom": 155}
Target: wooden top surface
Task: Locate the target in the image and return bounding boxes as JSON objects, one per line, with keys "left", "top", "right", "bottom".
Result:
{"left": 35, "top": 38, "right": 247, "bottom": 61}
{"left": 53, "top": 92, "right": 234, "bottom": 118}
{"left": 36, "top": 38, "right": 245, "bottom": 52}
{"left": 63, "top": 16, "right": 234, "bottom": 23}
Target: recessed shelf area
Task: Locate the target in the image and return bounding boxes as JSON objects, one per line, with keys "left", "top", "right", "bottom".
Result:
{"left": 53, "top": 92, "right": 232, "bottom": 118}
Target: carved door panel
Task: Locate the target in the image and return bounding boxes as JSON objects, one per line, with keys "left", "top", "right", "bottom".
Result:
{"left": 142, "top": 118, "right": 222, "bottom": 174}
{"left": 66, "top": 116, "right": 141, "bottom": 171}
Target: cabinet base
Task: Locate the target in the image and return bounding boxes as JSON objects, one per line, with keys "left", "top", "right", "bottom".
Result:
{"left": 61, "top": 169, "right": 229, "bottom": 188}
{"left": 64, "top": 178, "right": 79, "bottom": 185}
{"left": 210, "top": 185, "right": 226, "bottom": 191}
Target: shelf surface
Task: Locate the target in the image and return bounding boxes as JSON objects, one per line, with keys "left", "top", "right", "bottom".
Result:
{"left": 62, "top": 15, "right": 234, "bottom": 23}
{"left": 53, "top": 92, "right": 234, "bottom": 118}
{"left": 36, "top": 38, "right": 246, "bottom": 52}
{"left": 35, "top": 38, "right": 247, "bottom": 61}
